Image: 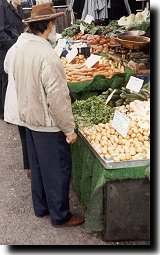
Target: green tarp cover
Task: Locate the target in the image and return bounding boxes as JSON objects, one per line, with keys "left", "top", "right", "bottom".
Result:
{"left": 68, "top": 67, "right": 136, "bottom": 101}
{"left": 71, "top": 136, "right": 149, "bottom": 231}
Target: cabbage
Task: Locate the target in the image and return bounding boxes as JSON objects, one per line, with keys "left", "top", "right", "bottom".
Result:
{"left": 135, "top": 12, "right": 144, "bottom": 19}
{"left": 117, "top": 16, "right": 127, "bottom": 26}
{"left": 126, "top": 14, "right": 135, "bottom": 24}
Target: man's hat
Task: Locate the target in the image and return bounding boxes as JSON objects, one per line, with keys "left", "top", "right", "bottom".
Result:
{"left": 23, "top": 3, "right": 64, "bottom": 23}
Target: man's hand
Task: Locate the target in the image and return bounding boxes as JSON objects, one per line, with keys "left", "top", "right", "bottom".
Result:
{"left": 66, "top": 132, "right": 77, "bottom": 144}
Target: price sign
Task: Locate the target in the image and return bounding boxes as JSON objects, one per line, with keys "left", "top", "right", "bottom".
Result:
{"left": 126, "top": 76, "right": 144, "bottom": 93}
{"left": 106, "top": 89, "right": 116, "bottom": 104}
{"left": 66, "top": 46, "right": 78, "bottom": 64}
{"left": 84, "top": 14, "right": 94, "bottom": 24}
{"left": 112, "top": 110, "right": 130, "bottom": 138}
{"left": 80, "top": 23, "right": 85, "bottom": 34}
{"left": 56, "top": 38, "right": 66, "bottom": 48}
{"left": 84, "top": 54, "right": 101, "bottom": 68}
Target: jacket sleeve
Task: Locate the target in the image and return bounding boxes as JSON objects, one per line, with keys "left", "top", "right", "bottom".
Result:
{"left": 0, "top": 3, "right": 15, "bottom": 49}
{"left": 41, "top": 56, "right": 75, "bottom": 136}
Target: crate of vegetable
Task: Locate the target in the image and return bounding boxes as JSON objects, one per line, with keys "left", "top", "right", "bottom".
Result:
{"left": 75, "top": 96, "right": 150, "bottom": 168}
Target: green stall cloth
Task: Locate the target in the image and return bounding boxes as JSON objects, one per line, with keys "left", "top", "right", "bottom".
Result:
{"left": 71, "top": 136, "right": 149, "bottom": 231}
{"left": 68, "top": 66, "right": 136, "bottom": 101}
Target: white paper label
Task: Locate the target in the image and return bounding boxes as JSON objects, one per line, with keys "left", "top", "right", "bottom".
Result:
{"left": 84, "top": 54, "right": 101, "bottom": 68}
{"left": 66, "top": 46, "right": 78, "bottom": 64}
{"left": 80, "top": 23, "right": 85, "bottom": 34}
{"left": 126, "top": 76, "right": 144, "bottom": 93}
{"left": 84, "top": 14, "right": 94, "bottom": 24}
{"left": 106, "top": 89, "right": 116, "bottom": 104}
{"left": 112, "top": 110, "right": 130, "bottom": 138}
{"left": 56, "top": 38, "right": 66, "bottom": 48}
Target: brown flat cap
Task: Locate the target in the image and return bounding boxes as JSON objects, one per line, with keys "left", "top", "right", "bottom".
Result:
{"left": 23, "top": 3, "right": 64, "bottom": 23}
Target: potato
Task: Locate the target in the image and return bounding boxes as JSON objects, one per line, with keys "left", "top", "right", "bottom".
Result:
{"left": 96, "top": 127, "right": 103, "bottom": 133}
{"left": 90, "top": 134, "right": 96, "bottom": 140}
{"left": 130, "top": 148, "right": 136, "bottom": 156}
{"left": 120, "top": 154, "right": 126, "bottom": 161}
{"left": 144, "top": 141, "right": 150, "bottom": 148}
{"left": 143, "top": 135, "right": 149, "bottom": 141}
{"left": 121, "top": 139, "right": 126, "bottom": 145}
{"left": 136, "top": 147, "right": 143, "bottom": 153}
{"left": 131, "top": 133, "right": 136, "bottom": 138}
{"left": 124, "top": 148, "right": 130, "bottom": 154}
{"left": 138, "top": 135, "right": 144, "bottom": 142}
{"left": 95, "top": 134, "right": 101, "bottom": 142}
{"left": 100, "top": 140, "right": 107, "bottom": 147}
{"left": 126, "top": 153, "right": 131, "bottom": 160}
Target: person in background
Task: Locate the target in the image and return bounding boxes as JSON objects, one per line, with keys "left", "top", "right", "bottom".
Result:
{"left": 9, "top": 0, "right": 25, "bottom": 35}
{"left": 0, "top": 0, "right": 19, "bottom": 119}
{"left": 4, "top": 28, "right": 32, "bottom": 179}
{"left": 3, "top": 0, "right": 29, "bottom": 178}
{"left": 13, "top": 3, "right": 85, "bottom": 227}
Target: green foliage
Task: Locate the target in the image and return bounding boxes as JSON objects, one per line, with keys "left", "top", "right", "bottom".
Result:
{"left": 72, "top": 95, "right": 115, "bottom": 128}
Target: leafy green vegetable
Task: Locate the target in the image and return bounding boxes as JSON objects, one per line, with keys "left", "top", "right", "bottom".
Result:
{"left": 72, "top": 95, "right": 115, "bottom": 128}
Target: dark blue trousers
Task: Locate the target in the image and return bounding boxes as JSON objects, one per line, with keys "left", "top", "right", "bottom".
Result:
{"left": 26, "top": 128, "right": 72, "bottom": 225}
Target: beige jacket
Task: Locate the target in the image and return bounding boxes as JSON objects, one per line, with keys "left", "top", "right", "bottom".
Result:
{"left": 13, "top": 35, "right": 75, "bottom": 135}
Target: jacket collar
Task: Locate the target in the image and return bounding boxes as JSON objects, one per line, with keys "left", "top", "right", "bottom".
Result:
{"left": 29, "top": 34, "right": 52, "bottom": 48}
{"left": 10, "top": 3, "right": 19, "bottom": 14}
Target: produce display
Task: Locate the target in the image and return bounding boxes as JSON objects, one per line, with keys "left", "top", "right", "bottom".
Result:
{"left": 72, "top": 33, "right": 119, "bottom": 54}
{"left": 117, "top": 11, "right": 150, "bottom": 30}
{"left": 81, "top": 99, "right": 150, "bottom": 162}
{"left": 62, "top": 11, "right": 150, "bottom": 39}
{"left": 72, "top": 95, "right": 115, "bottom": 128}
{"left": 101, "top": 87, "right": 150, "bottom": 107}
{"left": 62, "top": 19, "right": 107, "bottom": 38}
{"left": 61, "top": 12, "right": 150, "bottom": 165}
{"left": 61, "top": 55, "right": 125, "bottom": 83}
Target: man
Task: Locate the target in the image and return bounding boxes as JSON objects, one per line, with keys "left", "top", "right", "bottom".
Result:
{"left": 0, "top": 0, "right": 20, "bottom": 119}
{"left": 13, "top": 3, "right": 84, "bottom": 227}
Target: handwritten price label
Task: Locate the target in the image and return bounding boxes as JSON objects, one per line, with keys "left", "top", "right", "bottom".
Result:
{"left": 66, "top": 46, "right": 78, "bottom": 64}
{"left": 126, "top": 76, "right": 144, "bottom": 93}
{"left": 112, "top": 110, "right": 130, "bottom": 138}
{"left": 84, "top": 54, "right": 101, "bottom": 68}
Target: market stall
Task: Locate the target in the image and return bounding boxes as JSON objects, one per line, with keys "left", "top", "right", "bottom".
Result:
{"left": 57, "top": 8, "right": 150, "bottom": 239}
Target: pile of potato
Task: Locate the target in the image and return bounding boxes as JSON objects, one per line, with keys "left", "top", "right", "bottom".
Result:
{"left": 61, "top": 55, "right": 125, "bottom": 83}
{"left": 81, "top": 100, "right": 150, "bottom": 162}
{"left": 72, "top": 32, "right": 120, "bottom": 54}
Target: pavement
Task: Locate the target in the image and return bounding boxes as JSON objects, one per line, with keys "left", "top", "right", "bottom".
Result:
{"left": 0, "top": 118, "right": 150, "bottom": 248}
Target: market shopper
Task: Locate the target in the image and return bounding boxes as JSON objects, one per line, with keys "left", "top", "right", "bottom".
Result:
{"left": 0, "top": 0, "right": 19, "bottom": 119}
{"left": 4, "top": 30, "right": 34, "bottom": 179}
{"left": 0, "top": 0, "right": 25, "bottom": 120}
{"left": 13, "top": 3, "right": 84, "bottom": 227}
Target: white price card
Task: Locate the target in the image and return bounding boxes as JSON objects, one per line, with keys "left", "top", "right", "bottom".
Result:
{"left": 66, "top": 46, "right": 78, "bottom": 64}
{"left": 84, "top": 14, "right": 94, "bottom": 24}
{"left": 56, "top": 38, "right": 66, "bottom": 48}
{"left": 112, "top": 110, "right": 130, "bottom": 138}
{"left": 126, "top": 76, "right": 144, "bottom": 93}
{"left": 84, "top": 54, "right": 101, "bottom": 68}
{"left": 106, "top": 89, "right": 116, "bottom": 104}
{"left": 80, "top": 23, "right": 85, "bottom": 34}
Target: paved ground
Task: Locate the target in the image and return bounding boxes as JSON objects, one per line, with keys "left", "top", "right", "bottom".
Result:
{"left": 0, "top": 119, "right": 150, "bottom": 248}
